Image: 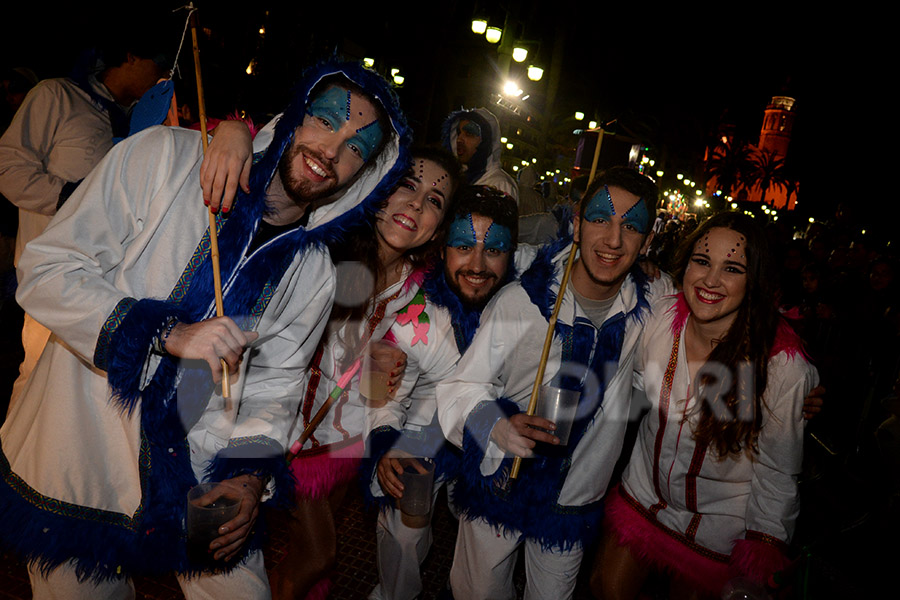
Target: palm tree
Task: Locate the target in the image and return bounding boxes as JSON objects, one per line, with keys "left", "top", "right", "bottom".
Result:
{"left": 751, "top": 148, "right": 789, "bottom": 206}
{"left": 705, "top": 141, "right": 755, "bottom": 199}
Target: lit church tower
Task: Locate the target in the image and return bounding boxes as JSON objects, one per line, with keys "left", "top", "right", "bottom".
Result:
{"left": 759, "top": 96, "right": 795, "bottom": 159}
{"left": 752, "top": 95, "right": 797, "bottom": 209}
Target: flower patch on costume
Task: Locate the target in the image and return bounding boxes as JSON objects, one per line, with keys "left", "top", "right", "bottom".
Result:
{"left": 396, "top": 289, "right": 430, "bottom": 346}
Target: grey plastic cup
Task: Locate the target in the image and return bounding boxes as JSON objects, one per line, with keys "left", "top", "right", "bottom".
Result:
{"left": 397, "top": 457, "right": 435, "bottom": 521}
{"left": 185, "top": 482, "right": 242, "bottom": 565}
{"left": 536, "top": 385, "right": 581, "bottom": 445}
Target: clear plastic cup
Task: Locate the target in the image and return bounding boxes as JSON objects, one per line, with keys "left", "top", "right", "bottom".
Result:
{"left": 397, "top": 457, "right": 435, "bottom": 523}
{"left": 535, "top": 385, "right": 581, "bottom": 445}
{"left": 185, "top": 482, "right": 242, "bottom": 566}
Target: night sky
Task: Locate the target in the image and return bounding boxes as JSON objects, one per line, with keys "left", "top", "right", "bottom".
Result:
{"left": 2, "top": 2, "right": 820, "bottom": 220}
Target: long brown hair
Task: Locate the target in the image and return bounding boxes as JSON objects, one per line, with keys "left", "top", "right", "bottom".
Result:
{"left": 672, "top": 212, "right": 779, "bottom": 458}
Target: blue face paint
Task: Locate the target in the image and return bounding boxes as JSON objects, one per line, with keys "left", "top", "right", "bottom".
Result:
{"left": 307, "top": 87, "right": 384, "bottom": 162}
{"left": 307, "top": 87, "right": 348, "bottom": 132}
{"left": 483, "top": 222, "right": 512, "bottom": 252}
{"left": 584, "top": 185, "right": 616, "bottom": 223}
{"left": 446, "top": 214, "right": 477, "bottom": 248}
{"left": 584, "top": 184, "right": 650, "bottom": 234}
{"left": 620, "top": 197, "right": 650, "bottom": 234}
{"left": 459, "top": 120, "right": 482, "bottom": 138}
{"left": 351, "top": 120, "right": 383, "bottom": 163}
{"left": 445, "top": 214, "right": 512, "bottom": 252}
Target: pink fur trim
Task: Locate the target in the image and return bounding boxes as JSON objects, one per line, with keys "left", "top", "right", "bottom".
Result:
{"left": 303, "top": 577, "right": 332, "bottom": 600}
{"left": 290, "top": 440, "right": 364, "bottom": 500}
{"left": 771, "top": 318, "right": 807, "bottom": 359}
{"left": 402, "top": 268, "right": 427, "bottom": 293}
{"left": 667, "top": 293, "right": 689, "bottom": 336}
{"left": 605, "top": 486, "right": 730, "bottom": 597}
{"left": 729, "top": 538, "right": 791, "bottom": 586}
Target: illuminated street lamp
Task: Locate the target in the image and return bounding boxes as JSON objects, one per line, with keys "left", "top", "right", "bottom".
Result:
{"left": 575, "top": 111, "right": 584, "bottom": 121}
{"left": 363, "top": 57, "right": 375, "bottom": 68}
{"left": 503, "top": 80, "right": 523, "bottom": 96}
{"left": 512, "top": 47, "right": 528, "bottom": 62}
{"left": 485, "top": 26, "right": 502, "bottom": 43}
{"left": 472, "top": 19, "right": 488, "bottom": 34}
{"left": 588, "top": 120, "right": 597, "bottom": 129}
{"left": 527, "top": 65, "right": 543, "bottom": 81}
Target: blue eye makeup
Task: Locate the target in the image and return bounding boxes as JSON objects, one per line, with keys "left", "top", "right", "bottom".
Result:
{"left": 584, "top": 185, "right": 616, "bottom": 223}
{"left": 307, "top": 87, "right": 348, "bottom": 131}
{"left": 482, "top": 222, "right": 512, "bottom": 252}
{"left": 460, "top": 121, "right": 482, "bottom": 137}
{"left": 621, "top": 198, "right": 650, "bottom": 234}
{"left": 584, "top": 184, "right": 650, "bottom": 234}
{"left": 445, "top": 214, "right": 512, "bottom": 252}
{"left": 446, "top": 214, "right": 476, "bottom": 248}
{"left": 351, "top": 120, "right": 383, "bottom": 162}
{"left": 307, "top": 87, "right": 384, "bottom": 162}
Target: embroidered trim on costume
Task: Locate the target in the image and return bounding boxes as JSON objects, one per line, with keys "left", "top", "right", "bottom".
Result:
{"left": 650, "top": 326, "right": 681, "bottom": 515}
{"left": 619, "top": 486, "right": 729, "bottom": 563}
{"left": 93, "top": 297, "right": 138, "bottom": 371}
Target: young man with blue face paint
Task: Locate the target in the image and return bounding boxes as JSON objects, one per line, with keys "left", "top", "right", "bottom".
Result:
{"left": 2, "top": 61, "right": 409, "bottom": 599}
{"left": 435, "top": 167, "right": 675, "bottom": 600}
{"left": 363, "top": 185, "right": 524, "bottom": 600}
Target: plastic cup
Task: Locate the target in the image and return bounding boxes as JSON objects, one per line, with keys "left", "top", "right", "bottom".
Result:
{"left": 185, "top": 482, "right": 242, "bottom": 566}
{"left": 359, "top": 341, "right": 393, "bottom": 406}
{"left": 535, "top": 385, "right": 581, "bottom": 445}
{"left": 397, "top": 457, "right": 435, "bottom": 525}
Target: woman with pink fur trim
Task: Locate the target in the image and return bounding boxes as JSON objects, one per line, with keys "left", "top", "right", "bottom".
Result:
{"left": 270, "top": 146, "right": 461, "bottom": 600}
{"left": 591, "top": 212, "right": 818, "bottom": 599}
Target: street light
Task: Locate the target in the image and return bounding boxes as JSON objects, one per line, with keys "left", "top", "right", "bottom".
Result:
{"left": 363, "top": 57, "right": 375, "bottom": 68}
{"left": 512, "top": 47, "right": 528, "bottom": 62}
{"left": 471, "top": 19, "right": 488, "bottom": 34}
{"left": 575, "top": 111, "right": 584, "bottom": 121}
{"left": 527, "top": 65, "right": 543, "bottom": 81}
{"left": 485, "top": 27, "right": 502, "bottom": 43}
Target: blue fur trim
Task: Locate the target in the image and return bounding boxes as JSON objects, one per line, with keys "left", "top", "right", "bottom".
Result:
{"left": 360, "top": 425, "right": 403, "bottom": 511}
{"left": 519, "top": 235, "right": 572, "bottom": 321}
{"left": 205, "top": 438, "right": 295, "bottom": 509}
{"left": 421, "top": 261, "right": 499, "bottom": 353}
{"left": 453, "top": 397, "right": 602, "bottom": 551}
{"left": 104, "top": 298, "right": 190, "bottom": 414}
{"left": 360, "top": 422, "right": 461, "bottom": 513}
{"left": 0, "top": 433, "right": 198, "bottom": 582}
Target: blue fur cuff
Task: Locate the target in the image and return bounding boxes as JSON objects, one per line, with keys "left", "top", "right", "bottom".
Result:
{"left": 205, "top": 437, "right": 295, "bottom": 509}
{"left": 102, "top": 298, "right": 189, "bottom": 414}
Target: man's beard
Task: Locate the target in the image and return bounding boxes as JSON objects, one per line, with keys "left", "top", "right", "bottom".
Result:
{"left": 445, "top": 269, "right": 500, "bottom": 310}
{"left": 278, "top": 143, "right": 338, "bottom": 205}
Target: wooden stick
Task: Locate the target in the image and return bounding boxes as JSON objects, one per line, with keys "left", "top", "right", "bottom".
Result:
{"left": 189, "top": 5, "right": 230, "bottom": 398}
{"left": 287, "top": 359, "right": 362, "bottom": 462}
{"left": 508, "top": 125, "right": 606, "bottom": 481}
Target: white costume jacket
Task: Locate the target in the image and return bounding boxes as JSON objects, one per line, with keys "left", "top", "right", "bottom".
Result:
{"left": 0, "top": 62, "right": 411, "bottom": 580}
{"left": 436, "top": 239, "right": 674, "bottom": 549}
{"left": 0, "top": 76, "right": 119, "bottom": 264}
{"left": 614, "top": 293, "right": 816, "bottom": 563}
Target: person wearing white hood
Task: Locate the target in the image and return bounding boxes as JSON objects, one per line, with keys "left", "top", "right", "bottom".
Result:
{"left": 441, "top": 107, "right": 518, "bottom": 202}
{"left": 0, "top": 60, "right": 410, "bottom": 599}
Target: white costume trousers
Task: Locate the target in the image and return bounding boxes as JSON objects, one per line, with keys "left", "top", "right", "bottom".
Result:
{"left": 449, "top": 516, "right": 582, "bottom": 600}
{"left": 28, "top": 550, "right": 270, "bottom": 600}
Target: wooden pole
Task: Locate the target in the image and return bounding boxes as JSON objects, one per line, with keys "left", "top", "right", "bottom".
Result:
{"left": 508, "top": 125, "right": 605, "bottom": 481}
{"left": 189, "top": 4, "right": 230, "bottom": 398}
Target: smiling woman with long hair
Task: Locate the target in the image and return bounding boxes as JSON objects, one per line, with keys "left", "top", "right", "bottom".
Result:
{"left": 592, "top": 212, "right": 819, "bottom": 600}
{"left": 270, "top": 146, "right": 461, "bottom": 600}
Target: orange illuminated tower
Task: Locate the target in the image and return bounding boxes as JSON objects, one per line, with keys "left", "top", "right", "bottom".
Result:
{"left": 759, "top": 96, "right": 795, "bottom": 159}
